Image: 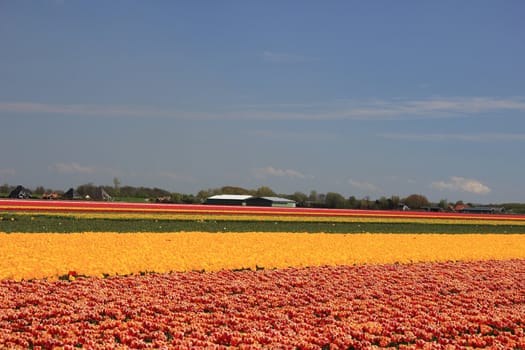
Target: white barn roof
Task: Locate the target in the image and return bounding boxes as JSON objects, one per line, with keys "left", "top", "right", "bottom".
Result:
{"left": 259, "top": 196, "right": 295, "bottom": 203}
{"left": 207, "top": 194, "right": 253, "bottom": 200}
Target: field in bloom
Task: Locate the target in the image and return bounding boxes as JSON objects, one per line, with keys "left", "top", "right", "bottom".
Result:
{"left": 2, "top": 199, "right": 525, "bottom": 221}
{"left": 1, "top": 232, "right": 525, "bottom": 281}
{"left": 1, "top": 199, "right": 525, "bottom": 348}
{"left": 1, "top": 260, "right": 524, "bottom": 349}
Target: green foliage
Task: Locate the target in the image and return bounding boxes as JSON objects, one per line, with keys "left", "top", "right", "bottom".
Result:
{"left": 220, "top": 186, "right": 252, "bottom": 195}
{"left": 0, "top": 183, "right": 14, "bottom": 197}
{"left": 325, "top": 192, "right": 347, "bottom": 209}
{"left": 438, "top": 199, "right": 449, "bottom": 210}
{"left": 255, "top": 186, "right": 276, "bottom": 197}
{"left": 498, "top": 203, "right": 525, "bottom": 214}
{"left": 1, "top": 214, "right": 523, "bottom": 234}
{"left": 288, "top": 192, "right": 308, "bottom": 207}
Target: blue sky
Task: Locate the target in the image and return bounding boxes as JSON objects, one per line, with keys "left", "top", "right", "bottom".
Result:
{"left": 1, "top": 1, "right": 524, "bottom": 203}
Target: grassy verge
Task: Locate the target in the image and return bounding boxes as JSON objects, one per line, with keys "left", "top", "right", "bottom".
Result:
{"left": 1, "top": 213, "right": 524, "bottom": 234}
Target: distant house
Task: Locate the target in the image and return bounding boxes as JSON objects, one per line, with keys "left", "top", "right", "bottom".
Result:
{"left": 62, "top": 188, "right": 82, "bottom": 200}
{"left": 8, "top": 185, "right": 32, "bottom": 199}
{"left": 205, "top": 194, "right": 296, "bottom": 207}
{"left": 398, "top": 203, "right": 410, "bottom": 211}
{"left": 459, "top": 207, "right": 505, "bottom": 214}
{"left": 64, "top": 187, "right": 112, "bottom": 201}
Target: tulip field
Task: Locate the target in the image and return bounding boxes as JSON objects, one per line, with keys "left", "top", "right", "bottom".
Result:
{"left": 1, "top": 199, "right": 525, "bottom": 349}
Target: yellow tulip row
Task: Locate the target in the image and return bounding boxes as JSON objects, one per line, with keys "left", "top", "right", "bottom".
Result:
{"left": 5, "top": 211, "right": 525, "bottom": 225}
{"left": 2, "top": 232, "right": 524, "bottom": 281}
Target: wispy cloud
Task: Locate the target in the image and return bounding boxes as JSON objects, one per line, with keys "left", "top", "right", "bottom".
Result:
{"left": 49, "top": 162, "right": 95, "bottom": 174}
{"left": 380, "top": 133, "right": 525, "bottom": 142}
{"left": 2, "top": 96, "right": 524, "bottom": 121}
{"left": 252, "top": 166, "right": 309, "bottom": 180}
{"left": 334, "top": 97, "right": 525, "bottom": 120}
{"left": 431, "top": 176, "right": 491, "bottom": 194}
{"left": 348, "top": 178, "right": 380, "bottom": 192}
{"left": 262, "top": 51, "right": 317, "bottom": 64}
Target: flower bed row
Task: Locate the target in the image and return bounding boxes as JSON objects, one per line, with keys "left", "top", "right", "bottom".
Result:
{"left": 4, "top": 211, "right": 525, "bottom": 226}
{"left": 1, "top": 260, "right": 524, "bottom": 349}
{"left": 2, "top": 199, "right": 524, "bottom": 222}
{"left": 2, "top": 232, "right": 525, "bottom": 281}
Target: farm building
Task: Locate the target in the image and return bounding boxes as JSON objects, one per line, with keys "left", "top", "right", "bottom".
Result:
{"left": 459, "top": 206, "right": 505, "bottom": 214}
{"left": 205, "top": 195, "right": 296, "bottom": 207}
{"left": 246, "top": 196, "right": 296, "bottom": 208}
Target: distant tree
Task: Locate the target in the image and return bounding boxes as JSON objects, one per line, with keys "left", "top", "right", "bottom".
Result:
{"left": 136, "top": 187, "right": 151, "bottom": 198}
{"left": 170, "top": 192, "right": 183, "bottom": 203}
{"left": 288, "top": 192, "right": 308, "bottom": 206}
{"left": 0, "top": 183, "right": 13, "bottom": 195}
{"left": 325, "top": 192, "right": 347, "bottom": 209}
{"left": 500, "top": 203, "right": 525, "bottom": 214}
{"left": 76, "top": 183, "right": 97, "bottom": 198}
{"left": 196, "top": 189, "right": 214, "bottom": 203}
{"left": 403, "top": 194, "right": 430, "bottom": 209}
{"left": 375, "top": 196, "right": 390, "bottom": 210}
{"left": 221, "top": 186, "right": 251, "bottom": 195}
{"left": 360, "top": 196, "right": 372, "bottom": 209}
{"left": 438, "top": 199, "right": 449, "bottom": 210}
{"left": 390, "top": 195, "right": 400, "bottom": 210}
{"left": 150, "top": 187, "right": 171, "bottom": 198}
{"left": 34, "top": 186, "right": 46, "bottom": 195}
{"left": 181, "top": 194, "right": 196, "bottom": 204}
{"left": 113, "top": 177, "right": 121, "bottom": 197}
{"left": 119, "top": 186, "right": 136, "bottom": 198}
{"left": 347, "top": 196, "right": 359, "bottom": 209}
{"left": 255, "top": 186, "right": 275, "bottom": 197}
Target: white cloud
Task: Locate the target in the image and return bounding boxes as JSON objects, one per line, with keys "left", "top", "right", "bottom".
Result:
{"left": 335, "top": 97, "right": 525, "bottom": 120}
{"left": 50, "top": 162, "right": 95, "bottom": 174}
{"left": 431, "top": 176, "right": 491, "bottom": 194}
{"left": 2, "top": 96, "right": 524, "bottom": 121}
{"left": 348, "top": 178, "right": 380, "bottom": 192}
{"left": 380, "top": 132, "right": 525, "bottom": 142}
{"left": 252, "top": 166, "right": 307, "bottom": 180}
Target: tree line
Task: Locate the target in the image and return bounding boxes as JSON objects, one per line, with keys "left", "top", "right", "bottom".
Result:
{"left": 3, "top": 181, "right": 523, "bottom": 213}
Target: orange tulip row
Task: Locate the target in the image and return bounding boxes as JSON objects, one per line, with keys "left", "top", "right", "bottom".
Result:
{"left": 1, "top": 260, "right": 523, "bottom": 348}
